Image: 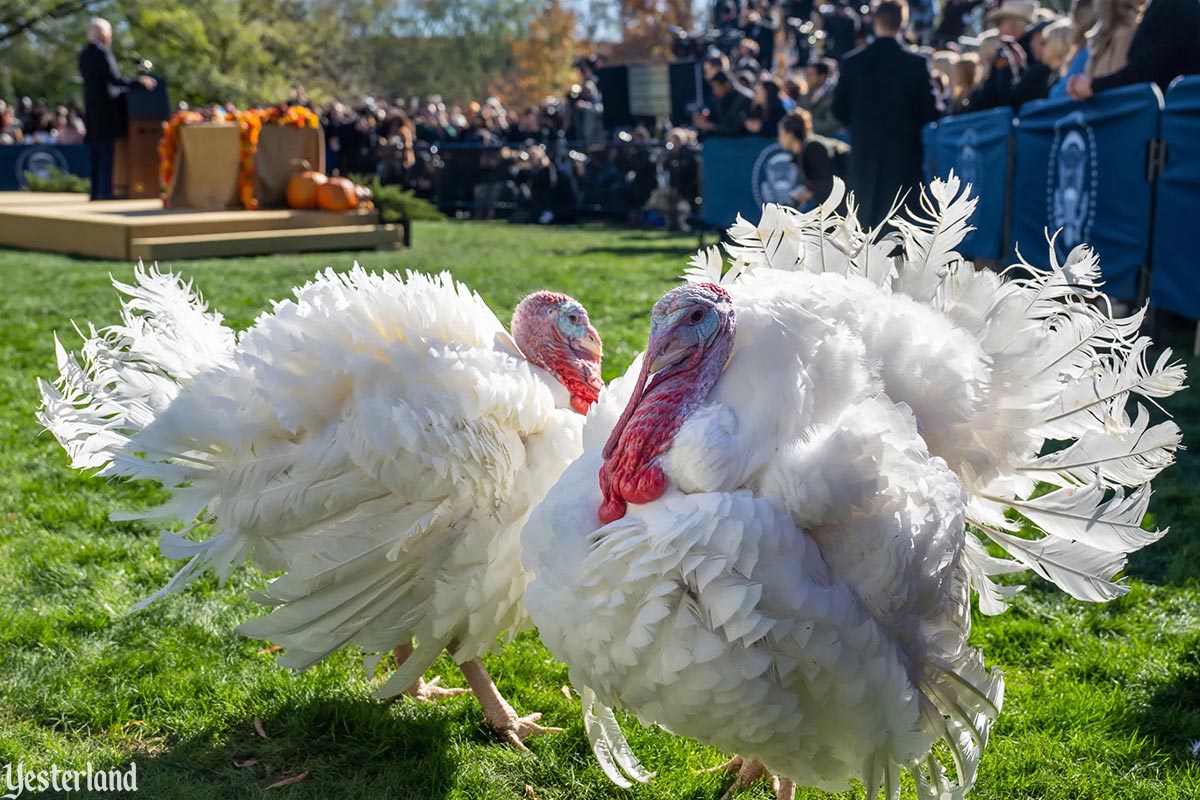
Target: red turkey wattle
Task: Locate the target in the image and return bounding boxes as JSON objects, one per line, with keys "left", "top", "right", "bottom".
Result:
{"left": 598, "top": 283, "right": 735, "bottom": 523}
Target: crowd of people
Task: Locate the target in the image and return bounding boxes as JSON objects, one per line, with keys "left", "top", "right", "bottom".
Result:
{"left": 308, "top": 72, "right": 698, "bottom": 227}
{"left": 0, "top": 98, "right": 87, "bottom": 145}
{"left": 7, "top": 0, "right": 1200, "bottom": 225}
{"left": 688, "top": 0, "right": 1200, "bottom": 226}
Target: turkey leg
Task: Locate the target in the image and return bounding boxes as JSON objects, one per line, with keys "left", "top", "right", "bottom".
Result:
{"left": 392, "top": 642, "right": 468, "bottom": 702}
{"left": 458, "top": 657, "right": 563, "bottom": 752}
{"left": 704, "top": 755, "right": 796, "bottom": 800}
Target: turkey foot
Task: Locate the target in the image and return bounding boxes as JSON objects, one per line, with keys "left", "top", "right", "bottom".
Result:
{"left": 392, "top": 643, "right": 468, "bottom": 702}
{"left": 703, "top": 755, "right": 796, "bottom": 800}
{"left": 459, "top": 657, "right": 563, "bottom": 753}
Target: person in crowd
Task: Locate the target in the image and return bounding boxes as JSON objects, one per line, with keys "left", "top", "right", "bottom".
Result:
{"left": 950, "top": 53, "right": 982, "bottom": 112}
{"left": 745, "top": 75, "right": 788, "bottom": 136}
{"left": 694, "top": 71, "right": 753, "bottom": 137}
{"left": 735, "top": 38, "right": 763, "bottom": 72}
{"left": 1050, "top": 0, "right": 1096, "bottom": 97}
{"left": 777, "top": 107, "right": 849, "bottom": 209}
{"left": 568, "top": 80, "right": 605, "bottom": 145}
{"left": 0, "top": 102, "right": 21, "bottom": 144}
{"left": 29, "top": 112, "right": 57, "bottom": 144}
{"left": 821, "top": 3, "right": 865, "bottom": 60}
{"left": 1001, "top": 18, "right": 1059, "bottom": 109}
{"left": 1069, "top": 0, "right": 1200, "bottom": 98}
{"left": 781, "top": 75, "right": 805, "bottom": 111}
{"left": 55, "top": 107, "right": 86, "bottom": 145}
{"left": 703, "top": 52, "right": 731, "bottom": 81}
{"left": 908, "top": 0, "right": 940, "bottom": 43}
{"left": 931, "top": 50, "right": 962, "bottom": 107}
{"left": 715, "top": 0, "right": 741, "bottom": 30}
{"left": 833, "top": 0, "right": 942, "bottom": 227}
{"left": 971, "top": 29, "right": 1003, "bottom": 82}
{"left": 78, "top": 17, "right": 156, "bottom": 200}
{"left": 934, "top": 0, "right": 986, "bottom": 46}
{"left": 378, "top": 108, "right": 415, "bottom": 185}
{"left": 648, "top": 127, "right": 700, "bottom": 231}
{"left": 743, "top": 1, "right": 779, "bottom": 70}
{"left": 1030, "top": 20, "right": 1075, "bottom": 98}
{"left": 801, "top": 59, "right": 842, "bottom": 136}
{"left": 16, "top": 97, "right": 34, "bottom": 133}
{"left": 1085, "top": 0, "right": 1144, "bottom": 79}
{"left": 964, "top": 0, "right": 1036, "bottom": 111}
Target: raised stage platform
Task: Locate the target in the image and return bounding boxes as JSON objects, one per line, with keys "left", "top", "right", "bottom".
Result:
{"left": 0, "top": 194, "right": 407, "bottom": 261}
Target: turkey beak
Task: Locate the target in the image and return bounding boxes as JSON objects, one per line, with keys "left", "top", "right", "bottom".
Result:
{"left": 574, "top": 325, "right": 603, "bottom": 358}
{"left": 647, "top": 340, "right": 690, "bottom": 373}
{"left": 646, "top": 325, "right": 694, "bottom": 373}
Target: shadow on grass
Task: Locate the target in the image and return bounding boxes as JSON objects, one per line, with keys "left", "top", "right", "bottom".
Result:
{"left": 117, "top": 695, "right": 458, "bottom": 799}
{"left": 1121, "top": 330, "right": 1200, "bottom": 588}
{"left": 1125, "top": 648, "right": 1200, "bottom": 764}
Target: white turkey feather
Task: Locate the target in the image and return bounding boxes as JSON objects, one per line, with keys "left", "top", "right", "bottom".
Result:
{"left": 1021, "top": 405, "right": 1182, "bottom": 487}
{"left": 41, "top": 264, "right": 585, "bottom": 688}
{"left": 37, "top": 262, "right": 236, "bottom": 472}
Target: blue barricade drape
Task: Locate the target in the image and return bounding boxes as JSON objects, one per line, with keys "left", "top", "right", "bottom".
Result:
{"left": 1010, "top": 84, "right": 1162, "bottom": 299}
{"left": 1150, "top": 76, "right": 1200, "bottom": 318}
{"left": 0, "top": 144, "right": 91, "bottom": 190}
{"left": 700, "top": 138, "right": 800, "bottom": 229}
{"left": 933, "top": 107, "right": 1013, "bottom": 261}
{"left": 921, "top": 122, "right": 937, "bottom": 187}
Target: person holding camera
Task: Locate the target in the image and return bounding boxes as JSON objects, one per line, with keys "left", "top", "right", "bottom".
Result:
{"left": 78, "top": 18, "right": 156, "bottom": 200}
{"left": 778, "top": 107, "right": 848, "bottom": 210}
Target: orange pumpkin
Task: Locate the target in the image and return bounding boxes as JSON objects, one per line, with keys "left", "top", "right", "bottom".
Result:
{"left": 316, "top": 176, "right": 359, "bottom": 212}
{"left": 286, "top": 161, "right": 327, "bottom": 209}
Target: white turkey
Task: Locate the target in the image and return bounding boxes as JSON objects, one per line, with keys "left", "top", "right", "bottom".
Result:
{"left": 522, "top": 176, "right": 1185, "bottom": 798}
{"left": 39, "top": 264, "right": 603, "bottom": 749}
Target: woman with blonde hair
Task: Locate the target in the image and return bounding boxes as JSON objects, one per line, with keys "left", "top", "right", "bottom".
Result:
{"left": 1088, "top": 0, "right": 1144, "bottom": 77}
{"left": 951, "top": 53, "right": 981, "bottom": 113}
{"left": 1050, "top": 0, "right": 1097, "bottom": 97}
{"left": 1039, "top": 20, "right": 1076, "bottom": 75}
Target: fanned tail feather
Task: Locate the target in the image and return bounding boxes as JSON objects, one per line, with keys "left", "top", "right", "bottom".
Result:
{"left": 705, "top": 173, "right": 1184, "bottom": 612}
{"left": 37, "top": 262, "right": 236, "bottom": 474}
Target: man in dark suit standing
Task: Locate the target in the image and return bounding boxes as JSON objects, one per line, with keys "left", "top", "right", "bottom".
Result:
{"left": 78, "top": 18, "right": 156, "bottom": 200}
{"left": 832, "top": 0, "right": 941, "bottom": 227}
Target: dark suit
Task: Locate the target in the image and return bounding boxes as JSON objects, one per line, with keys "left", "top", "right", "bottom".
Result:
{"left": 1093, "top": 0, "right": 1200, "bottom": 93}
{"left": 79, "top": 40, "right": 136, "bottom": 199}
{"left": 832, "top": 37, "right": 942, "bottom": 227}
{"left": 708, "top": 87, "right": 753, "bottom": 137}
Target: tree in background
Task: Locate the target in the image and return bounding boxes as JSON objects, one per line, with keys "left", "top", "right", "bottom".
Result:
{"left": 360, "top": 0, "right": 531, "bottom": 104}
{"left": 501, "top": 0, "right": 581, "bottom": 110}
{"left": 0, "top": 0, "right": 99, "bottom": 46}
{"left": 605, "top": 0, "right": 698, "bottom": 64}
{"left": 0, "top": 0, "right": 696, "bottom": 108}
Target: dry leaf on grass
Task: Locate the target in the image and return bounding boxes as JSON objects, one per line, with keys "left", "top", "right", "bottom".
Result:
{"left": 265, "top": 771, "right": 310, "bottom": 790}
{"left": 233, "top": 757, "right": 261, "bottom": 769}
{"left": 259, "top": 645, "right": 283, "bottom": 654}
{"left": 560, "top": 685, "right": 573, "bottom": 699}
{"left": 524, "top": 785, "right": 539, "bottom": 800}
{"left": 253, "top": 717, "right": 268, "bottom": 738}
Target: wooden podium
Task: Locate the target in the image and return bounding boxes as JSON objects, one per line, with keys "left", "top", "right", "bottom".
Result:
{"left": 113, "top": 76, "right": 169, "bottom": 199}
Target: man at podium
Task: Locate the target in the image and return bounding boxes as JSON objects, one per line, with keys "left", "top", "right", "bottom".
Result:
{"left": 78, "top": 18, "right": 156, "bottom": 200}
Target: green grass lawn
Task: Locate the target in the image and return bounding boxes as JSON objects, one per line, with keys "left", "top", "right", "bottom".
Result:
{"left": 0, "top": 221, "right": 1198, "bottom": 799}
